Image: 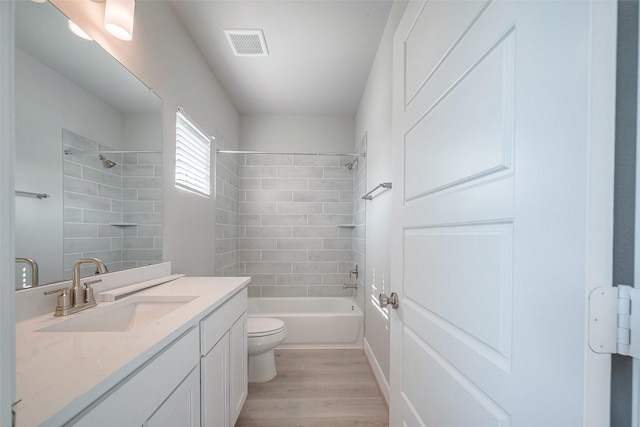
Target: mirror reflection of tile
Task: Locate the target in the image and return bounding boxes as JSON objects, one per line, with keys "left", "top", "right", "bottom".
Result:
{"left": 62, "top": 129, "right": 162, "bottom": 281}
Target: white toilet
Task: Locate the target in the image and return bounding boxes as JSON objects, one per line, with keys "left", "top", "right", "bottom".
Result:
{"left": 247, "top": 317, "right": 287, "bottom": 383}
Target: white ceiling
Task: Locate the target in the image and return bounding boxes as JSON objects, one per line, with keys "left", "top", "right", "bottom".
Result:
{"left": 171, "top": 1, "right": 394, "bottom": 115}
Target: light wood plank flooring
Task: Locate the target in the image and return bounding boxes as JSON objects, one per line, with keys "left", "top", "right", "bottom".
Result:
{"left": 236, "top": 349, "right": 389, "bottom": 427}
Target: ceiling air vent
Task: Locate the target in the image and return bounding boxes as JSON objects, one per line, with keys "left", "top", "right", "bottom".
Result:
{"left": 224, "top": 29, "right": 269, "bottom": 57}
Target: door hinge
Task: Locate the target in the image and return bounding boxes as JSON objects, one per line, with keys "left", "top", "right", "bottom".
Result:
{"left": 589, "top": 285, "right": 640, "bottom": 357}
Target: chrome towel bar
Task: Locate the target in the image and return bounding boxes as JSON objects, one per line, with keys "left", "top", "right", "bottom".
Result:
{"left": 362, "top": 182, "right": 392, "bottom": 200}
{"left": 15, "top": 190, "right": 50, "bottom": 199}
{"left": 216, "top": 149, "right": 365, "bottom": 157}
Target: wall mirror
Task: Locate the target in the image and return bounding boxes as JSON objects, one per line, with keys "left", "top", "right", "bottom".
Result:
{"left": 14, "top": 1, "right": 163, "bottom": 290}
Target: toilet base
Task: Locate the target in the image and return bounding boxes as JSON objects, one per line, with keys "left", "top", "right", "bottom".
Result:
{"left": 248, "top": 349, "right": 277, "bottom": 383}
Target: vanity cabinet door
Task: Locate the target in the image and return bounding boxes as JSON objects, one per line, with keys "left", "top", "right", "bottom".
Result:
{"left": 143, "top": 366, "right": 200, "bottom": 427}
{"left": 69, "top": 328, "right": 199, "bottom": 427}
{"left": 229, "top": 312, "right": 247, "bottom": 425}
{"left": 201, "top": 331, "right": 230, "bottom": 427}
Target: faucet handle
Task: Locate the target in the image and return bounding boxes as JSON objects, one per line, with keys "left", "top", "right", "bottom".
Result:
{"left": 43, "top": 287, "right": 72, "bottom": 316}
{"left": 349, "top": 265, "right": 359, "bottom": 279}
{"left": 83, "top": 279, "right": 101, "bottom": 304}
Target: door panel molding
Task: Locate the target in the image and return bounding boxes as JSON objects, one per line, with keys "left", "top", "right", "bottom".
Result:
{"left": 403, "top": 223, "right": 513, "bottom": 357}
{"left": 404, "top": 0, "right": 491, "bottom": 108}
{"left": 402, "top": 328, "right": 510, "bottom": 426}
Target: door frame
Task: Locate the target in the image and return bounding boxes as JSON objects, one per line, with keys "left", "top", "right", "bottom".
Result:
{"left": 583, "top": 2, "right": 618, "bottom": 422}
{"left": 0, "top": 2, "right": 16, "bottom": 426}
{"left": 632, "top": 2, "right": 640, "bottom": 424}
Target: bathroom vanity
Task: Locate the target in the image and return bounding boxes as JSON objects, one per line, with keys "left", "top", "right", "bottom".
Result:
{"left": 15, "top": 274, "right": 249, "bottom": 426}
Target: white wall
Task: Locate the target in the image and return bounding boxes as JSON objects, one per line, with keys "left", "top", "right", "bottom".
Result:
{"left": 15, "top": 48, "right": 125, "bottom": 286}
{"left": 240, "top": 114, "right": 354, "bottom": 153}
{"left": 123, "top": 113, "right": 162, "bottom": 152}
{"left": 51, "top": 0, "right": 240, "bottom": 276}
{"left": 354, "top": 0, "right": 407, "bottom": 399}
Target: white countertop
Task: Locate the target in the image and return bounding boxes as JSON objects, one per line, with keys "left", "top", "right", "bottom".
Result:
{"left": 15, "top": 276, "right": 250, "bottom": 427}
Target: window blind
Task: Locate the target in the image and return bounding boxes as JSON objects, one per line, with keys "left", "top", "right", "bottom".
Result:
{"left": 175, "top": 109, "right": 212, "bottom": 197}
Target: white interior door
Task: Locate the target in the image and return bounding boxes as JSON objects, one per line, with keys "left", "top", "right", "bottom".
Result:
{"left": 389, "top": 1, "right": 617, "bottom": 425}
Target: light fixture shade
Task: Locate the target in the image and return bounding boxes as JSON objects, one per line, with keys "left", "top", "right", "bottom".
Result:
{"left": 104, "top": 0, "right": 135, "bottom": 41}
{"left": 69, "top": 20, "right": 93, "bottom": 41}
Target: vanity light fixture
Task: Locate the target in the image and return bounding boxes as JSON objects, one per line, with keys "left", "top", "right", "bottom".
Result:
{"left": 104, "top": 0, "right": 135, "bottom": 41}
{"left": 69, "top": 20, "right": 93, "bottom": 41}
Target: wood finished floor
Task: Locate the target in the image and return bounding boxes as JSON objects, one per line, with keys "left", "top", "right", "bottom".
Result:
{"left": 236, "top": 349, "right": 389, "bottom": 427}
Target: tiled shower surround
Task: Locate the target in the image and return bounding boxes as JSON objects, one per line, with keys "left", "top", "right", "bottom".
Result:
{"left": 215, "top": 145, "right": 241, "bottom": 277}
{"left": 352, "top": 136, "right": 367, "bottom": 309}
{"left": 237, "top": 153, "right": 362, "bottom": 298}
{"left": 62, "top": 129, "right": 162, "bottom": 279}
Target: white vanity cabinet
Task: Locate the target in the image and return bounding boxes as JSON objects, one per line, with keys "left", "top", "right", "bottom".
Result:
{"left": 200, "top": 288, "right": 248, "bottom": 427}
{"left": 16, "top": 277, "right": 252, "bottom": 427}
{"left": 143, "top": 366, "right": 201, "bottom": 427}
{"left": 69, "top": 327, "right": 201, "bottom": 427}
{"left": 63, "top": 287, "right": 248, "bottom": 427}
{"left": 229, "top": 313, "right": 248, "bottom": 422}
{"left": 201, "top": 331, "right": 230, "bottom": 426}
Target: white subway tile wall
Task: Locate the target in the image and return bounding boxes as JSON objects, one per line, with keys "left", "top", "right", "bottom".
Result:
{"left": 236, "top": 153, "right": 362, "bottom": 298}
{"left": 121, "top": 152, "right": 163, "bottom": 268}
{"left": 62, "top": 129, "right": 162, "bottom": 280}
{"left": 215, "top": 146, "right": 241, "bottom": 277}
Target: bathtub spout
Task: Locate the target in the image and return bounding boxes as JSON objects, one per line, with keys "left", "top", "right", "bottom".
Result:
{"left": 343, "top": 283, "right": 357, "bottom": 290}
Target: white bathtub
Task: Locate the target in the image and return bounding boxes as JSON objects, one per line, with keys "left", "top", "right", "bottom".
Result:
{"left": 248, "top": 297, "right": 364, "bottom": 349}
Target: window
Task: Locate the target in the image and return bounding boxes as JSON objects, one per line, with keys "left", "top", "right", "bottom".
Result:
{"left": 175, "top": 108, "right": 212, "bottom": 197}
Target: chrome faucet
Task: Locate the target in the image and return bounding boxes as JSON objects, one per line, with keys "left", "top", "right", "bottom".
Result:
{"left": 15, "top": 257, "right": 39, "bottom": 288}
{"left": 72, "top": 258, "right": 107, "bottom": 306}
{"left": 44, "top": 258, "right": 106, "bottom": 317}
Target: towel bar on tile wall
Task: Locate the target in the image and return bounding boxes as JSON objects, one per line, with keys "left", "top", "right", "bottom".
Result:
{"left": 362, "top": 182, "right": 392, "bottom": 200}
{"left": 15, "top": 190, "right": 50, "bottom": 199}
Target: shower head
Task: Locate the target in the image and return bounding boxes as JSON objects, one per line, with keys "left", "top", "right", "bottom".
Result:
{"left": 98, "top": 155, "right": 117, "bottom": 169}
{"left": 345, "top": 158, "right": 359, "bottom": 170}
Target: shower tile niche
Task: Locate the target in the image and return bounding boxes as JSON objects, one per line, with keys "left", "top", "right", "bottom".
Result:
{"left": 62, "top": 129, "right": 162, "bottom": 279}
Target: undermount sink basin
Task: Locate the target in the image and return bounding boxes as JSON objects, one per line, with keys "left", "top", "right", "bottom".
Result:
{"left": 37, "top": 295, "right": 198, "bottom": 333}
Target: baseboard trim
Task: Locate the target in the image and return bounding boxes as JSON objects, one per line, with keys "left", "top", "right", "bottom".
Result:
{"left": 364, "top": 337, "right": 389, "bottom": 406}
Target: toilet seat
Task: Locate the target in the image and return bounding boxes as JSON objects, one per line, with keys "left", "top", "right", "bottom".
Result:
{"left": 248, "top": 317, "right": 285, "bottom": 338}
